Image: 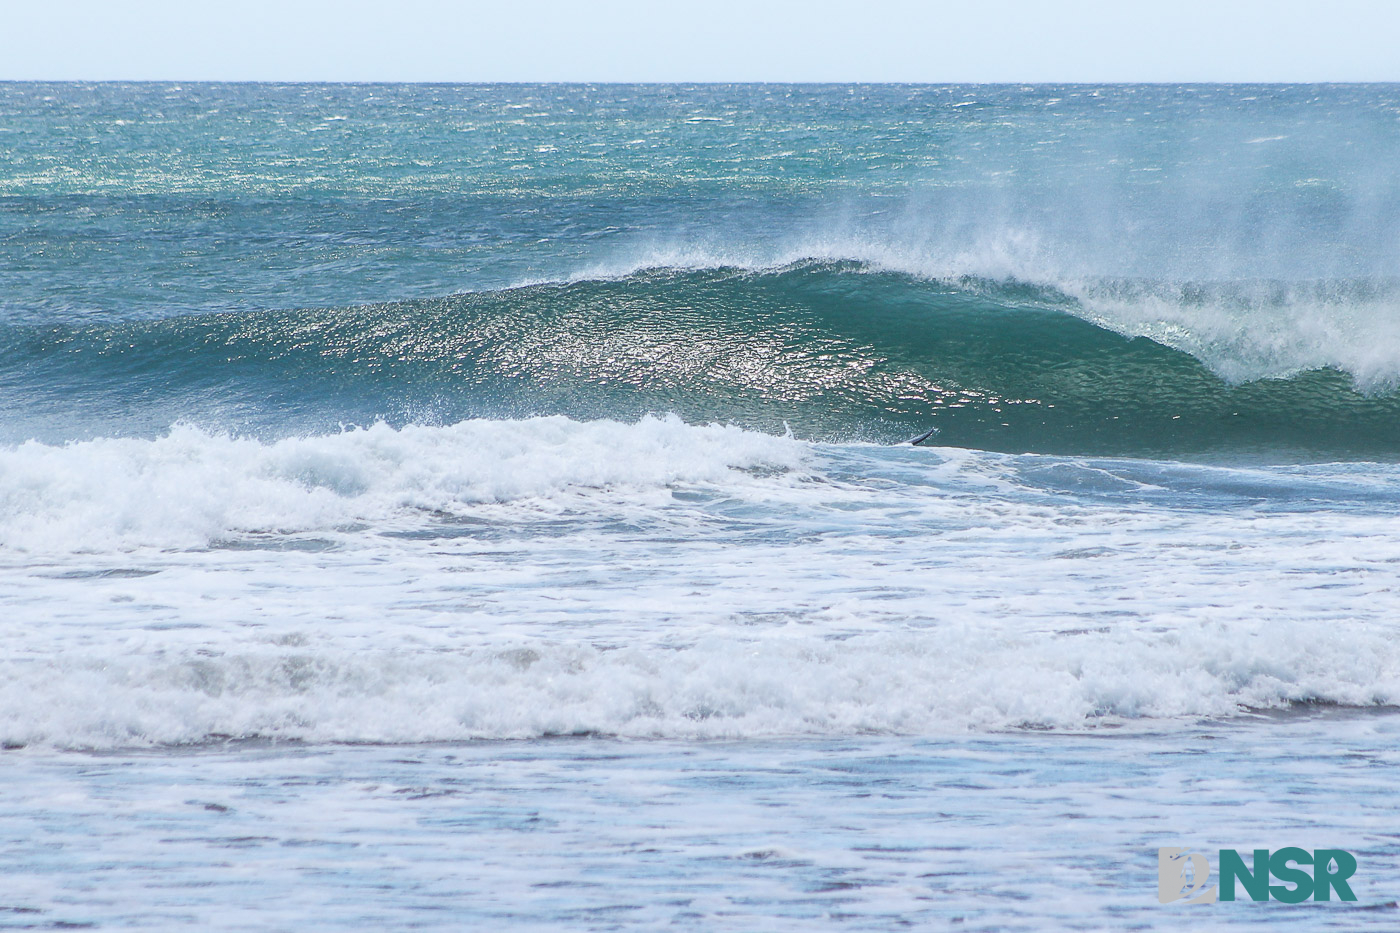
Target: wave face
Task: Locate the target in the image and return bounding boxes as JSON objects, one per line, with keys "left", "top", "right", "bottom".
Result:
{"left": 7, "top": 83, "right": 1400, "bottom": 459}
{"left": 6, "top": 263, "right": 1400, "bottom": 458}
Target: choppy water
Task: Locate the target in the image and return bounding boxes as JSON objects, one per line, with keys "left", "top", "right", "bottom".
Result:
{"left": 3, "top": 715, "right": 1399, "bottom": 931}
{"left": 3, "top": 83, "right": 1399, "bottom": 928}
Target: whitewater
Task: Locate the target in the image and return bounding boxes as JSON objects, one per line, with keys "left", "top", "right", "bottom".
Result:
{"left": 2, "top": 83, "right": 1399, "bottom": 929}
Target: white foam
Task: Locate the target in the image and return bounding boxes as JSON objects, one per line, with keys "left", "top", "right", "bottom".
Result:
{"left": 1064, "top": 280, "right": 1400, "bottom": 391}
{"left": 0, "top": 416, "right": 807, "bottom": 553}
{"left": 549, "top": 234, "right": 1400, "bottom": 389}
{"left": 6, "top": 421, "right": 1400, "bottom": 748}
{"left": 2, "top": 619, "right": 1395, "bottom": 749}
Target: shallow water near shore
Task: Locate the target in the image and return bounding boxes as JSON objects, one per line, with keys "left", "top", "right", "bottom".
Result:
{"left": 4, "top": 714, "right": 1400, "bottom": 931}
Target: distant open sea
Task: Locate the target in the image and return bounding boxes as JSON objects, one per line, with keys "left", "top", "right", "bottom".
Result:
{"left": 2, "top": 83, "right": 1399, "bottom": 929}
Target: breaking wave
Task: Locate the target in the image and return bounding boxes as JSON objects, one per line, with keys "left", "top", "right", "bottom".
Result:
{"left": 6, "top": 262, "right": 1400, "bottom": 457}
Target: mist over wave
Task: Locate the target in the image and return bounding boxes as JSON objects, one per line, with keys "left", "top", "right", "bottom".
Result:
{"left": 567, "top": 238, "right": 1400, "bottom": 387}
{"left": 7, "top": 84, "right": 1400, "bottom": 460}
{"left": 6, "top": 263, "right": 1400, "bottom": 457}
{"left": 6, "top": 83, "right": 1399, "bottom": 322}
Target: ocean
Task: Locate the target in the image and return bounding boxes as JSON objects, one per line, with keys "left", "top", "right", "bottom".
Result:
{"left": 2, "top": 82, "right": 1399, "bottom": 929}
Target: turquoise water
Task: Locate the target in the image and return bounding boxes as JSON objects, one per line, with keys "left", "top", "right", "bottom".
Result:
{"left": 3, "top": 83, "right": 1400, "bottom": 928}
{"left": 6, "top": 84, "right": 1400, "bottom": 455}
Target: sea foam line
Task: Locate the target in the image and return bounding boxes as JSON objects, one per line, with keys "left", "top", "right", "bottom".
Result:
{"left": 2, "top": 620, "right": 1395, "bottom": 749}
{"left": 0, "top": 416, "right": 808, "bottom": 553}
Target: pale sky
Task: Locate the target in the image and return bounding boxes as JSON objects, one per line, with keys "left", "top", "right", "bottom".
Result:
{"left": 3, "top": 0, "right": 1398, "bottom": 83}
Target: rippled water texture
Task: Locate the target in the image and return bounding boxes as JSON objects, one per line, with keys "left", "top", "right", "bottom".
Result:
{"left": 4, "top": 84, "right": 1400, "bottom": 929}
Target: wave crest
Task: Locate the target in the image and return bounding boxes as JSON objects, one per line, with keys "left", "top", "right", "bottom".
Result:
{"left": 5, "top": 263, "right": 1400, "bottom": 457}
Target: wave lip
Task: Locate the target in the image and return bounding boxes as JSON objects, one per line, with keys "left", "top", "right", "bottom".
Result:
{"left": 6, "top": 262, "right": 1400, "bottom": 457}
{"left": 534, "top": 237, "right": 1400, "bottom": 391}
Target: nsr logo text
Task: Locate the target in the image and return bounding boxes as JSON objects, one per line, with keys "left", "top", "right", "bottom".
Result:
{"left": 1158, "top": 847, "right": 1357, "bottom": 904}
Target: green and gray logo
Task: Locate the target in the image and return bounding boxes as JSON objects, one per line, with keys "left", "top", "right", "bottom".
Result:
{"left": 1158, "top": 848, "right": 1357, "bottom": 904}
